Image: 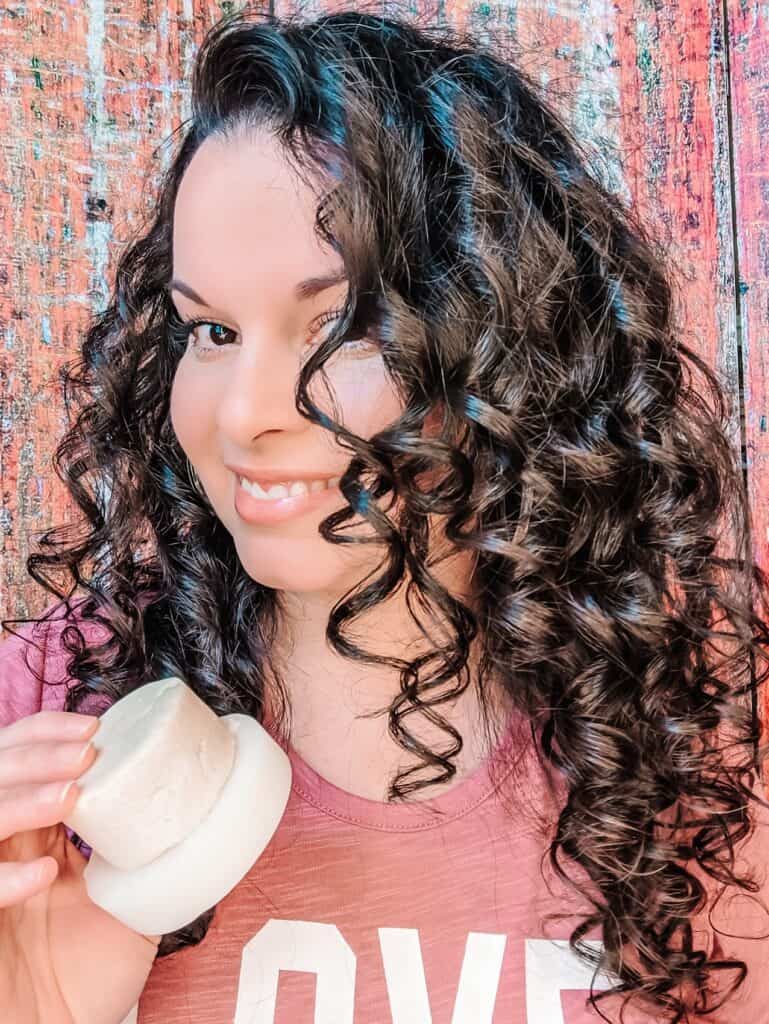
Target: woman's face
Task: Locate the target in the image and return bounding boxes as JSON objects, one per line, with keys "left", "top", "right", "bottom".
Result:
{"left": 169, "top": 128, "right": 405, "bottom": 596}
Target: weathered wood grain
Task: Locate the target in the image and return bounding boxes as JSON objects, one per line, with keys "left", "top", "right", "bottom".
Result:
{"left": 0, "top": 1, "right": 758, "bottom": 666}
{"left": 0, "top": 2, "right": 94, "bottom": 616}
{"left": 727, "top": 3, "right": 769, "bottom": 724}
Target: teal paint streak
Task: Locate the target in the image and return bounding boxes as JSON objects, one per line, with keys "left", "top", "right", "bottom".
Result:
{"left": 31, "top": 56, "right": 43, "bottom": 90}
{"left": 636, "top": 46, "right": 659, "bottom": 96}
{"left": 635, "top": 23, "right": 662, "bottom": 98}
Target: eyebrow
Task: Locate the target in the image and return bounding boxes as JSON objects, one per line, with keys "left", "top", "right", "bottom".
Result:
{"left": 167, "top": 268, "right": 348, "bottom": 307}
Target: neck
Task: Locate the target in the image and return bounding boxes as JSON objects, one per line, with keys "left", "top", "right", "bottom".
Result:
{"left": 267, "top": 547, "right": 511, "bottom": 802}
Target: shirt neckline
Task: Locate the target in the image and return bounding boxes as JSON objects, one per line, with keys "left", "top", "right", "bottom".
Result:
{"left": 278, "top": 708, "right": 528, "bottom": 832}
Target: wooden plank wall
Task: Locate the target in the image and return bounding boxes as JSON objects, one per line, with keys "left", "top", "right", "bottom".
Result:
{"left": 0, "top": 1, "right": 764, "bottom": 645}
{"left": 730, "top": 3, "right": 769, "bottom": 727}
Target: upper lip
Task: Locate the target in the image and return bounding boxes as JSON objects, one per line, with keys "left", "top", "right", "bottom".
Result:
{"left": 225, "top": 463, "right": 342, "bottom": 484}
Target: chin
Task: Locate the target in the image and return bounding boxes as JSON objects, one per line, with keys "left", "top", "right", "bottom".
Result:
{"left": 232, "top": 536, "right": 374, "bottom": 596}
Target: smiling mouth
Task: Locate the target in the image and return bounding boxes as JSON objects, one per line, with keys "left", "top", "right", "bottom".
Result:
{"left": 235, "top": 475, "right": 342, "bottom": 500}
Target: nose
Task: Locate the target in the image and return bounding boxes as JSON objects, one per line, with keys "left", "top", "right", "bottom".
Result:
{"left": 214, "top": 337, "right": 311, "bottom": 446}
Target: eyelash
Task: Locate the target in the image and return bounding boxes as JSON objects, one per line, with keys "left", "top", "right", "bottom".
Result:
{"left": 168, "top": 308, "right": 372, "bottom": 358}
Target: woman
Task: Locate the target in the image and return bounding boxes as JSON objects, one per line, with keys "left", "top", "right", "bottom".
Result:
{"left": 1, "top": 8, "right": 768, "bottom": 1023}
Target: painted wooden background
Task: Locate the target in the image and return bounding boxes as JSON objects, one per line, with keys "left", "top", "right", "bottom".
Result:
{"left": 0, "top": 1, "right": 765, "bottom": 652}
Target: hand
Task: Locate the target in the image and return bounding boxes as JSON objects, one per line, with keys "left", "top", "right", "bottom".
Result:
{"left": 0, "top": 710, "right": 161, "bottom": 1024}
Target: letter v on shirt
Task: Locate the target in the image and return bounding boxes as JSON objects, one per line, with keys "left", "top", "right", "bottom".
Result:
{"left": 2, "top": 601, "right": 768, "bottom": 1024}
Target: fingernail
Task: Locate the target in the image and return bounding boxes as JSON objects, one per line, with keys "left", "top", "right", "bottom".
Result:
{"left": 70, "top": 716, "right": 99, "bottom": 736}
{"left": 38, "top": 780, "right": 75, "bottom": 803}
{"left": 75, "top": 742, "right": 93, "bottom": 765}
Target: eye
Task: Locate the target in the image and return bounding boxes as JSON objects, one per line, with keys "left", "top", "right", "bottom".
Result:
{"left": 167, "top": 307, "right": 377, "bottom": 358}
{"left": 306, "top": 308, "right": 378, "bottom": 359}
{"left": 168, "top": 313, "right": 236, "bottom": 354}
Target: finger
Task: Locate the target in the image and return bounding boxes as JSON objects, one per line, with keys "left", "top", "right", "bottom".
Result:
{"left": 0, "top": 740, "right": 96, "bottom": 789}
{"left": 0, "top": 855, "right": 58, "bottom": 909}
{"left": 0, "top": 711, "right": 99, "bottom": 752}
{"left": 0, "top": 780, "right": 81, "bottom": 844}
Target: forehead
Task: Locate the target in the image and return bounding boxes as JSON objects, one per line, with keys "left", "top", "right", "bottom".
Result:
{"left": 171, "top": 131, "right": 342, "bottom": 312}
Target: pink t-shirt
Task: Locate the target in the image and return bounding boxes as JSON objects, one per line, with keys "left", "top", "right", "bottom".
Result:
{"left": 1, "top": 599, "right": 768, "bottom": 1024}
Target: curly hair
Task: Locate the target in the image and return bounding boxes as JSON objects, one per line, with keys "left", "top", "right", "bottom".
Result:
{"left": 5, "top": 7, "right": 769, "bottom": 1020}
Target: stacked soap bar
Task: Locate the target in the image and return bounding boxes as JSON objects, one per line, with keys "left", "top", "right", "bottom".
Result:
{"left": 64, "top": 676, "right": 292, "bottom": 935}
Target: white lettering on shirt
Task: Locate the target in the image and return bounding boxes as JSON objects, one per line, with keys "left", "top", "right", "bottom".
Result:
{"left": 525, "top": 938, "right": 613, "bottom": 1023}
{"left": 378, "top": 927, "right": 507, "bottom": 1022}
{"left": 232, "top": 920, "right": 609, "bottom": 1022}
{"left": 234, "top": 919, "right": 356, "bottom": 1023}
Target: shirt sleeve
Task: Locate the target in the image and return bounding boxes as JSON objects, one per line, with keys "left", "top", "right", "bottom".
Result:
{"left": 0, "top": 599, "right": 111, "bottom": 859}
{"left": 0, "top": 599, "right": 93, "bottom": 728}
{"left": 0, "top": 616, "right": 48, "bottom": 727}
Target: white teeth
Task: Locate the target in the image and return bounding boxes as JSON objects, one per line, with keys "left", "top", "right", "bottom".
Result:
{"left": 265, "top": 483, "right": 290, "bottom": 499}
{"left": 238, "top": 475, "right": 336, "bottom": 500}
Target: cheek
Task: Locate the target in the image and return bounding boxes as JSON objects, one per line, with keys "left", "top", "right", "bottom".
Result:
{"left": 328, "top": 357, "right": 403, "bottom": 439}
{"left": 326, "top": 362, "right": 445, "bottom": 495}
{"left": 169, "top": 360, "right": 211, "bottom": 455}
{"left": 328, "top": 365, "right": 448, "bottom": 513}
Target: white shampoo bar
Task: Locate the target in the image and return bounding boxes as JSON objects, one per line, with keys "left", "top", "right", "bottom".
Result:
{"left": 83, "top": 712, "right": 292, "bottom": 935}
{"left": 63, "top": 675, "right": 292, "bottom": 936}
{"left": 65, "top": 677, "right": 236, "bottom": 871}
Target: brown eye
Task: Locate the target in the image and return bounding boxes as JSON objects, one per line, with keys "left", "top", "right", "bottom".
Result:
{"left": 190, "top": 323, "right": 236, "bottom": 348}
{"left": 172, "top": 317, "right": 238, "bottom": 354}
{"left": 310, "top": 307, "right": 344, "bottom": 338}
{"left": 307, "top": 309, "right": 378, "bottom": 358}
